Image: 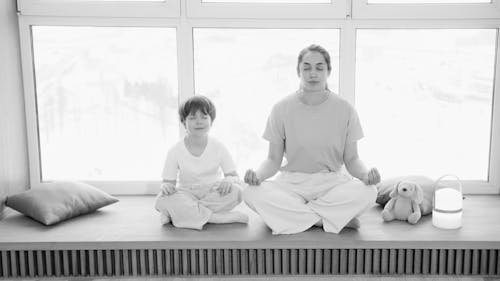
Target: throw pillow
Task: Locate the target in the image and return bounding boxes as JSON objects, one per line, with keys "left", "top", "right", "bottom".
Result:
{"left": 5, "top": 181, "right": 118, "bottom": 225}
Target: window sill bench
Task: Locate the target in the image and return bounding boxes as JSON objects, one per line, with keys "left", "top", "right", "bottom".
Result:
{"left": 0, "top": 195, "right": 499, "bottom": 277}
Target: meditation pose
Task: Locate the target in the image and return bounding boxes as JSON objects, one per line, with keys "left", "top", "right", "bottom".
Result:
{"left": 243, "top": 44, "right": 380, "bottom": 235}
{"left": 155, "top": 96, "right": 248, "bottom": 230}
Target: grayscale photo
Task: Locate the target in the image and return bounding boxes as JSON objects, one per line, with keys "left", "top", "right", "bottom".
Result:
{"left": 0, "top": 0, "right": 499, "bottom": 280}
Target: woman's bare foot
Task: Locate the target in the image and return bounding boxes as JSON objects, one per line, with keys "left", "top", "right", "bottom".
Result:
{"left": 208, "top": 211, "right": 249, "bottom": 224}
{"left": 345, "top": 217, "right": 360, "bottom": 229}
{"left": 160, "top": 212, "right": 171, "bottom": 225}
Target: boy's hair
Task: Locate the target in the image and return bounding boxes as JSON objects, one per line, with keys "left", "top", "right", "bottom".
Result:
{"left": 178, "top": 95, "right": 216, "bottom": 124}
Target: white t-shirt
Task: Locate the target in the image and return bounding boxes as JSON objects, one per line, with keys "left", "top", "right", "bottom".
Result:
{"left": 263, "top": 92, "right": 364, "bottom": 173}
{"left": 162, "top": 137, "right": 237, "bottom": 187}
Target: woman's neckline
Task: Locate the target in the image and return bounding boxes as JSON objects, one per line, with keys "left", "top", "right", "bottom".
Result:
{"left": 296, "top": 90, "right": 332, "bottom": 107}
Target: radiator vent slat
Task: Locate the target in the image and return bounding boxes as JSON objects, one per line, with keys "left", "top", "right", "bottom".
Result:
{"left": 0, "top": 248, "right": 498, "bottom": 277}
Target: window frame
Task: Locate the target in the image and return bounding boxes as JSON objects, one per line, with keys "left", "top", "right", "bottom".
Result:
{"left": 16, "top": 1, "right": 500, "bottom": 195}
{"left": 18, "top": 16, "right": 184, "bottom": 194}
{"left": 186, "top": 0, "right": 350, "bottom": 19}
{"left": 352, "top": 0, "right": 500, "bottom": 19}
{"left": 348, "top": 20, "right": 500, "bottom": 194}
{"left": 17, "top": 0, "right": 181, "bottom": 18}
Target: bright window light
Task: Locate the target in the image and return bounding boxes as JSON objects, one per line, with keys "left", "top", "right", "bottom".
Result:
{"left": 194, "top": 28, "right": 339, "bottom": 176}
{"left": 202, "top": 0, "right": 331, "bottom": 3}
{"left": 36, "top": 0, "right": 166, "bottom": 1}
{"left": 368, "top": 0, "right": 490, "bottom": 3}
{"left": 356, "top": 29, "right": 496, "bottom": 180}
{"left": 32, "top": 26, "right": 178, "bottom": 181}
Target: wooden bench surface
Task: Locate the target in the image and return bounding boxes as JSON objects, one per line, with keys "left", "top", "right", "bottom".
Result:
{"left": 1, "top": 195, "right": 499, "bottom": 250}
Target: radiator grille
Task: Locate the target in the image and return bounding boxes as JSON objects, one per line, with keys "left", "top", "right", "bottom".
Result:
{"left": 0, "top": 249, "right": 498, "bottom": 277}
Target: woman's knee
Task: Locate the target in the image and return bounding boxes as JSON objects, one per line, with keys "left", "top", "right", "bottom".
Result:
{"left": 337, "top": 180, "right": 377, "bottom": 204}
{"left": 242, "top": 186, "right": 257, "bottom": 204}
{"left": 358, "top": 184, "right": 377, "bottom": 204}
{"left": 227, "top": 184, "right": 242, "bottom": 203}
{"left": 242, "top": 182, "right": 271, "bottom": 203}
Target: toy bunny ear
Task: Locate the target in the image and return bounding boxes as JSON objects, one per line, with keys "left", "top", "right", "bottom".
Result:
{"left": 389, "top": 181, "right": 400, "bottom": 198}
{"left": 413, "top": 183, "right": 424, "bottom": 204}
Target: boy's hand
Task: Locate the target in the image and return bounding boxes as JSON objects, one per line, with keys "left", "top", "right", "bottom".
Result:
{"left": 217, "top": 181, "right": 232, "bottom": 196}
{"left": 160, "top": 182, "right": 176, "bottom": 195}
{"left": 244, "top": 169, "right": 261, "bottom": 186}
{"left": 362, "top": 167, "right": 381, "bottom": 186}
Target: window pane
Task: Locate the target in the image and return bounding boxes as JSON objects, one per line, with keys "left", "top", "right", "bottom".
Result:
{"left": 32, "top": 26, "right": 178, "bottom": 181}
{"left": 36, "top": 0, "right": 166, "bottom": 1}
{"left": 194, "top": 28, "right": 339, "bottom": 175}
{"left": 356, "top": 29, "right": 496, "bottom": 180}
{"left": 202, "top": 0, "right": 331, "bottom": 3}
{"left": 368, "top": 0, "right": 490, "bottom": 3}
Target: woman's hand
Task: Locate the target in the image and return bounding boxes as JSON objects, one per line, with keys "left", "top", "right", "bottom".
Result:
{"left": 217, "top": 181, "right": 233, "bottom": 196}
{"left": 160, "top": 182, "right": 176, "bottom": 195}
{"left": 244, "top": 169, "right": 261, "bottom": 186}
{"left": 362, "top": 167, "right": 381, "bottom": 186}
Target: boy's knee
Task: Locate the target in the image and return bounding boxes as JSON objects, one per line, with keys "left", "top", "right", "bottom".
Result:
{"left": 228, "top": 185, "right": 242, "bottom": 203}
{"left": 155, "top": 194, "right": 171, "bottom": 212}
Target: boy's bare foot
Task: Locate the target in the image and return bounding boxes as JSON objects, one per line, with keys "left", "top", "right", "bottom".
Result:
{"left": 208, "top": 211, "right": 249, "bottom": 224}
{"left": 345, "top": 217, "right": 360, "bottom": 229}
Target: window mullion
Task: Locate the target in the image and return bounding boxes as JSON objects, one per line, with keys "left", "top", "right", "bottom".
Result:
{"left": 339, "top": 22, "right": 356, "bottom": 105}
{"left": 176, "top": 17, "right": 195, "bottom": 139}
{"left": 18, "top": 16, "right": 43, "bottom": 189}
{"left": 489, "top": 28, "right": 500, "bottom": 193}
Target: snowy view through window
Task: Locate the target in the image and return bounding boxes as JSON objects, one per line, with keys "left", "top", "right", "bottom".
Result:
{"left": 356, "top": 29, "right": 495, "bottom": 180}
{"left": 32, "top": 26, "right": 178, "bottom": 181}
{"left": 32, "top": 27, "right": 495, "bottom": 182}
{"left": 194, "top": 29, "right": 339, "bottom": 176}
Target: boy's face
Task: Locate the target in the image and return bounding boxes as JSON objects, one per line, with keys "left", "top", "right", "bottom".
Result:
{"left": 184, "top": 110, "right": 212, "bottom": 137}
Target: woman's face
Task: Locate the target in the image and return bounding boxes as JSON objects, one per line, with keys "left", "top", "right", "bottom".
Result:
{"left": 298, "top": 51, "right": 330, "bottom": 92}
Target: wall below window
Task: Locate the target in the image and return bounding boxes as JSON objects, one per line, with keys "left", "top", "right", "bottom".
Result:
{"left": 0, "top": 0, "right": 29, "bottom": 218}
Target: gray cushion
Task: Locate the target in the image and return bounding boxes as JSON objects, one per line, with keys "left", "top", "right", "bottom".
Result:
{"left": 5, "top": 181, "right": 118, "bottom": 225}
{"left": 376, "top": 176, "right": 435, "bottom": 215}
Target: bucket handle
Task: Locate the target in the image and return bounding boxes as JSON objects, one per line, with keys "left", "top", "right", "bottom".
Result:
{"left": 432, "top": 174, "right": 463, "bottom": 211}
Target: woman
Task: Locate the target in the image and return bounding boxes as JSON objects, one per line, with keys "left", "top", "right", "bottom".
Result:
{"left": 243, "top": 44, "right": 380, "bottom": 235}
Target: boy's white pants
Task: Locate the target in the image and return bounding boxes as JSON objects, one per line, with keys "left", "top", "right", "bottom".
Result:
{"left": 155, "top": 182, "right": 242, "bottom": 230}
{"left": 243, "top": 171, "right": 377, "bottom": 235}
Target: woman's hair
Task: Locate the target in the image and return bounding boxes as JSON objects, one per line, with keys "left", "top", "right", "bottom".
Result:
{"left": 296, "top": 44, "right": 332, "bottom": 76}
{"left": 178, "top": 95, "right": 216, "bottom": 124}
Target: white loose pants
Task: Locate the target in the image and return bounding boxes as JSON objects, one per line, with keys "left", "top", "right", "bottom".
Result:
{"left": 243, "top": 171, "right": 376, "bottom": 235}
{"left": 155, "top": 182, "right": 242, "bottom": 230}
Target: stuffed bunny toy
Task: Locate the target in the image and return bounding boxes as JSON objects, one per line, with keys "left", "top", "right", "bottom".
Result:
{"left": 382, "top": 181, "right": 424, "bottom": 224}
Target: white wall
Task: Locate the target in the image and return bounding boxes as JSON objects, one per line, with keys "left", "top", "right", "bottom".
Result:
{"left": 0, "top": 0, "right": 29, "bottom": 218}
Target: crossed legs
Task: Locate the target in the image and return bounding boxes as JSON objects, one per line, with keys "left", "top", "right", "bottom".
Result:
{"left": 243, "top": 179, "right": 376, "bottom": 234}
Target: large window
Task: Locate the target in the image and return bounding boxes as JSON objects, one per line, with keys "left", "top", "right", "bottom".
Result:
{"left": 356, "top": 29, "right": 496, "bottom": 180}
{"left": 194, "top": 28, "right": 339, "bottom": 175}
{"left": 17, "top": 0, "right": 500, "bottom": 194}
{"left": 32, "top": 26, "right": 178, "bottom": 182}
{"left": 203, "top": 0, "right": 331, "bottom": 2}
{"left": 353, "top": 0, "right": 499, "bottom": 18}
{"left": 368, "top": 0, "right": 490, "bottom": 3}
